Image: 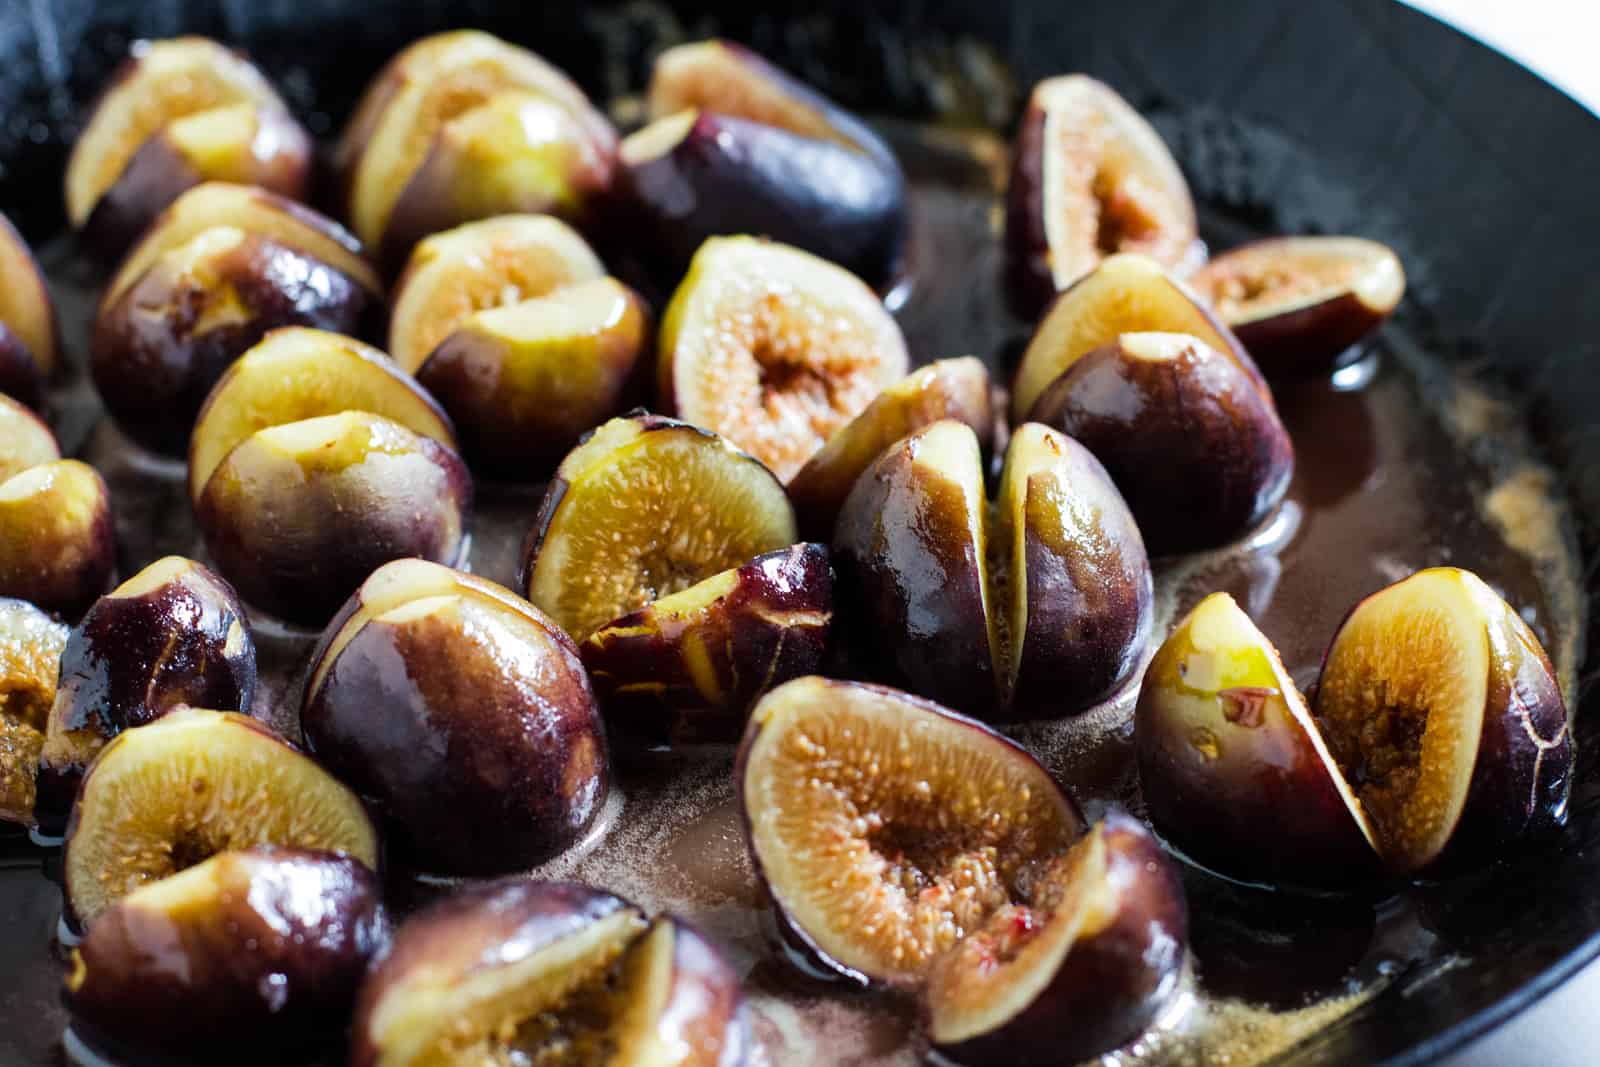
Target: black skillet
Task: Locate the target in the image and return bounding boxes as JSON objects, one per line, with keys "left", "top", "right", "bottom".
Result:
{"left": 0, "top": 1, "right": 1597, "bottom": 1064}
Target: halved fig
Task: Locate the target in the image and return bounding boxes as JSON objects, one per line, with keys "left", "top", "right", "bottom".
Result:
{"left": 1191, "top": 236, "right": 1407, "bottom": 375}
{"left": 522, "top": 412, "right": 798, "bottom": 643}
{"left": 0, "top": 460, "right": 116, "bottom": 618}
{"left": 582, "top": 542, "right": 833, "bottom": 750}
{"left": 388, "top": 214, "right": 606, "bottom": 374}
{"left": 63, "top": 706, "right": 379, "bottom": 928}
{"left": 1005, "top": 75, "right": 1201, "bottom": 321}
{"left": 64, "top": 847, "right": 386, "bottom": 1063}
{"left": 659, "top": 236, "right": 909, "bottom": 482}
{"left": 1009, "top": 252, "right": 1263, "bottom": 423}
{"left": 1027, "top": 331, "right": 1294, "bottom": 554}
{"left": 0, "top": 213, "right": 57, "bottom": 409}
{"left": 0, "top": 393, "right": 58, "bottom": 482}
{"left": 186, "top": 326, "right": 456, "bottom": 505}
{"left": 1313, "top": 568, "right": 1572, "bottom": 875}
{"left": 737, "top": 676, "right": 1085, "bottom": 987}
{"left": 833, "top": 419, "right": 1151, "bottom": 720}
{"left": 0, "top": 599, "right": 68, "bottom": 827}
{"left": 619, "top": 109, "right": 905, "bottom": 289}
{"left": 350, "top": 880, "right": 746, "bottom": 1067}
{"left": 1136, "top": 592, "right": 1379, "bottom": 886}
{"left": 925, "top": 811, "right": 1187, "bottom": 1065}
{"left": 302, "top": 560, "right": 606, "bottom": 875}
{"left": 417, "top": 276, "right": 651, "bottom": 477}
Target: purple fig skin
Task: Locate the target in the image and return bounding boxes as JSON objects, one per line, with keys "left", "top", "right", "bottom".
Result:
{"left": 302, "top": 585, "right": 608, "bottom": 876}
{"left": 1027, "top": 333, "right": 1293, "bottom": 555}
{"left": 638, "top": 918, "right": 751, "bottom": 1067}
{"left": 64, "top": 847, "right": 386, "bottom": 1064}
{"left": 0, "top": 323, "right": 44, "bottom": 412}
{"left": 1003, "top": 96, "right": 1060, "bottom": 323}
{"left": 582, "top": 543, "right": 833, "bottom": 749}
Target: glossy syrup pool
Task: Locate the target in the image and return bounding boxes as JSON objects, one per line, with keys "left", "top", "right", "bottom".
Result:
{"left": 1, "top": 124, "right": 1585, "bottom": 1066}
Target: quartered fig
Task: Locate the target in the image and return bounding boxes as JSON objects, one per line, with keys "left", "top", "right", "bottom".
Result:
{"left": 582, "top": 542, "right": 833, "bottom": 750}
{"left": 1192, "top": 236, "right": 1407, "bottom": 375}
{"left": 1005, "top": 75, "right": 1201, "bottom": 320}
{"left": 523, "top": 412, "right": 798, "bottom": 644}
{"left": 834, "top": 420, "right": 1151, "bottom": 720}
{"left": 925, "top": 812, "right": 1187, "bottom": 1065}
{"left": 1313, "top": 568, "right": 1572, "bottom": 875}
{"left": 64, "top": 847, "right": 385, "bottom": 1064}
{"left": 737, "top": 676, "right": 1085, "bottom": 987}
{"left": 417, "top": 276, "right": 651, "bottom": 477}
{"left": 1027, "top": 331, "right": 1294, "bottom": 554}
{"left": 619, "top": 109, "right": 905, "bottom": 289}
{"left": 0, "top": 459, "right": 116, "bottom": 618}
{"left": 1010, "top": 252, "right": 1264, "bottom": 423}
{"left": 788, "top": 357, "right": 993, "bottom": 539}
{"left": 1136, "top": 592, "right": 1379, "bottom": 886}
{"left": 63, "top": 706, "right": 378, "bottom": 928}
{"left": 35, "top": 556, "right": 256, "bottom": 837}
{"left": 302, "top": 560, "right": 607, "bottom": 876}
{"left": 350, "top": 879, "right": 746, "bottom": 1067}
{"left": 388, "top": 213, "right": 606, "bottom": 374}
{"left": 0, "top": 599, "right": 68, "bottom": 828}
{"left": 0, "top": 213, "right": 57, "bottom": 410}
{"left": 659, "top": 236, "right": 909, "bottom": 482}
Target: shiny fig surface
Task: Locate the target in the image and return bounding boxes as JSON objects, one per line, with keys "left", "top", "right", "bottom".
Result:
{"left": 926, "top": 811, "right": 1187, "bottom": 1065}
{"left": 0, "top": 459, "right": 116, "bottom": 618}
{"left": 0, "top": 599, "right": 68, "bottom": 827}
{"left": 582, "top": 542, "right": 833, "bottom": 749}
{"left": 64, "top": 847, "right": 385, "bottom": 1063}
{"left": 1136, "top": 592, "right": 1378, "bottom": 886}
{"left": 0, "top": 393, "right": 58, "bottom": 481}
{"left": 0, "top": 213, "right": 57, "bottom": 408}
{"left": 303, "top": 560, "right": 606, "bottom": 875}
{"left": 1028, "top": 331, "right": 1294, "bottom": 554}
{"left": 739, "top": 677, "right": 1084, "bottom": 988}
{"left": 1313, "top": 567, "right": 1572, "bottom": 875}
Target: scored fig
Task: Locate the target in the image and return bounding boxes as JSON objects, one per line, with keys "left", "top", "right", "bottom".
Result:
{"left": 925, "top": 812, "right": 1187, "bottom": 1065}
{"left": 1010, "top": 252, "right": 1264, "bottom": 423}
{"left": 64, "top": 847, "right": 386, "bottom": 1064}
{"left": 0, "top": 459, "right": 116, "bottom": 618}
{"left": 63, "top": 706, "right": 379, "bottom": 928}
{"left": 582, "top": 542, "right": 833, "bottom": 750}
{"left": 659, "top": 236, "right": 909, "bottom": 482}
{"left": 1313, "top": 567, "right": 1573, "bottom": 875}
{"left": 0, "top": 393, "right": 58, "bottom": 481}
{"left": 0, "top": 213, "right": 57, "bottom": 410}
{"left": 522, "top": 412, "right": 798, "bottom": 643}
{"left": 1005, "top": 74, "right": 1201, "bottom": 320}
{"left": 1136, "top": 592, "right": 1379, "bottom": 887}
{"left": 1191, "top": 236, "right": 1407, "bottom": 375}
{"left": 788, "top": 356, "right": 993, "bottom": 539}
{"left": 1027, "top": 331, "right": 1294, "bottom": 554}
{"left": 350, "top": 879, "right": 746, "bottom": 1067}
{"left": 0, "top": 599, "right": 68, "bottom": 827}
{"left": 302, "top": 560, "right": 607, "bottom": 876}
{"left": 738, "top": 676, "right": 1085, "bottom": 987}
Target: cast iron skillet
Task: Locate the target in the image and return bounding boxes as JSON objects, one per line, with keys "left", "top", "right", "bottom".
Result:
{"left": 1, "top": 1, "right": 1597, "bottom": 1064}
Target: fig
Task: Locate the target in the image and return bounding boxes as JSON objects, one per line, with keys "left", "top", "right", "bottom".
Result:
{"left": 196, "top": 410, "right": 470, "bottom": 625}
{"left": 618, "top": 109, "right": 905, "bottom": 289}
{"left": 522, "top": 412, "right": 798, "bottom": 643}
{"left": 0, "top": 213, "right": 57, "bottom": 409}
{"left": 1136, "top": 592, "right": 1379, "bottom": 886}
{"left": 302, "top": 559, "right": 607, "bottom": 875}
{"left": 0, "top": 599, "right": 68, "bottom": 827}
{"left": 1005, "top": 75, "right": 1201, "bottom": 320}
{"left": 1191, "top": 236, "right": 1407, "bottom": 375}
{"left": 63, "top": 706, "right": 379, "bottom": 928}
{"left": 350, "top": 879, "right": 746, "bottom": 1067}
{"left": 925, "top": 811, "right": 1187, "bottom": 1065}
{"left": 788, "top": 356, "right": 993, "bottom": 539}
{"left": 388, "top": 214, "right": 606, "bottom": 374}
{"left": 581, "top": 542, "right": 833, "bottom": 750}
{"left": 35, "top": 556, "right": 256, "bottom": 836}
{"left": 1313, "top": 567, "right": 1572, "bottom": 875}
{"left": 658, "top": 236, "right": 910, "bottom": 482}
{"left": 833, "top": 419, "right": 1151, "bottom": 720}
{"left": 1009, "top": 252, "right": 1264, "bottom": 423}
{"left": 0, "top": 459, "right": 116, "bottom": 618}
{"left": 0, "top": 393, "right": 58, "bottom": 481}
{"left": 64, "top": 847, "right": 385, "bottom": 1064}
{"left": 1027, "top": 331, "right": 1294, "bottom": 554}
{"left": 737, "top": 676, "right": 1085, "bottom": 987}
{"left": 417, "top": 276, "right": 651, "bottom": 477}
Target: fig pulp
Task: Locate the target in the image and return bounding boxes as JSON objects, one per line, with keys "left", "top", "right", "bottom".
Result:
{"left": 0, "top": 459, "right": 117, "bottom": 619}
{"left": 0, "top": 599, "right": 68, "bottom": 827}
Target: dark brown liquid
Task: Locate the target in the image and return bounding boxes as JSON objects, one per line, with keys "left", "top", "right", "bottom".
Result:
{"left": 0, "top": 127, "right": 1581, "bottom": 1066}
